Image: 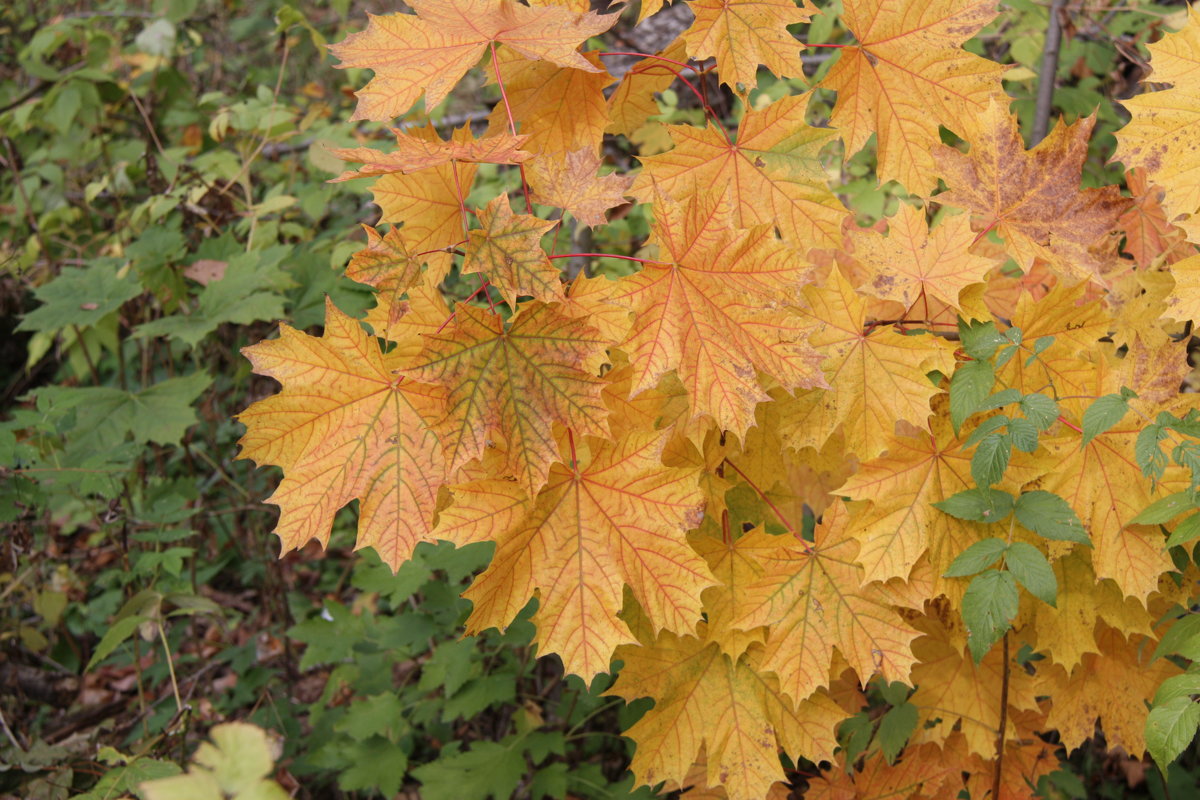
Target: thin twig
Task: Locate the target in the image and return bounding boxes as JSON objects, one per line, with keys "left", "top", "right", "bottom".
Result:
{"left": 1032, "top": 0, "right": 1068, "bottom": 144}
{"left": 993, "top": 631, "right": 1010, "bottom": 799}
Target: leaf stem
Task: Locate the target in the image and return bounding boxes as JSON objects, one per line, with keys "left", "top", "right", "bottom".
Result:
{"left": 489, "top": 41, "right": 533, "bottom": 211}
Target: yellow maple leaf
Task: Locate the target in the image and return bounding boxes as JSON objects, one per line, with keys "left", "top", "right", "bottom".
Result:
{"left": 730, "top": 501, "right": 921, "bottom": 704}
{"left": 1038, "top": 624, "right": 1180, "bottom": 757}
{"left": 800, "top": 266, "right": 955, "bottom": 459}
{"left": 633, "top": 94, "right": 846, "bottom": 250}
{"left": 449, "top": 431, "right": 710, "bottom": 677}
{"left": 486, "top": 48, "right": 613, "bottom": 156}
{"left": 606, "top": 40, "right": 689, "bottom": 137}
{"left": 369, "top": 125, "right": 477, "bottom": 257}
{"left": 406, "top": 302, "right": 610, "bottom": 496}
{"left": 808, "top": 739, "right": 963, "bottom": 800}
{"left": 934, "top": 101, "right": 1131, "bottom": 284}
{"left": 238, "top": 300, "right": 460, "bottom": 570}
{"left": 608, "top": 624, "right": 843, "bottom": 800}
{"left": 460, "top": 193, "right": 563, "bottom": 307}
{"left": 610, "top": 192, "right": 826, "bottom": 437}
{"left": 345, "top": 226, "right": 450, "bottom": 343}
{"left": 329, "top": 0, "right": 615, "bottom": 121}
{"left": 820, "top": 0, "right": 1009, "bottom": 194}
{"left": 681, "top": 0, "right": 814, "bottom": 91}
{"left": 526, "top": 148, "right": 633, "bottom": 227}
{"left": 330, "top": 131, "right": 531, "bottom": 182}
{"left": 849, "top": 204, "right": 997, "bottom": 311}
{"left": 1114, "top": 7, "right": 1200, "bottom": 243}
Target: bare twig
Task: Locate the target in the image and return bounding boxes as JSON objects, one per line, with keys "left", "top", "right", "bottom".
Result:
{"left": 1032, "top": 0, "right": 1068, "bottom": 144}
{"left": 993, "top": 631, "right": 1011, "bottom": 799}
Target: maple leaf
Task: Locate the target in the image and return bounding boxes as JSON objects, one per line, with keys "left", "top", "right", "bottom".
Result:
{"left": 526, "top": 148, "right": 633, "bottom": 227}
{"left": 807, "top": 740, "right": 962, "bottom": 800}
{"left": 730, "top": 501, "right": 922, "bottom": 704}
{"left": 330, "top": 131, "right": 531, "bottom": 181}
{"left": 633, "top": 94, "right": 846, "bottom": 251}
{"left": 606, "top": 40, "right": 688, "bottom": 137}
{"left": 329, "top": 0, "right": 615, "bottom": 121}
{"left": 460, "top": 193, "right": 563, "bottom": 306}
{"left": 1038, "top": 624, "right": 1180, "bottom": 757}
{"left": 238, "top": 300, "right": 460, "bottom": 570}
{"left": 908, "top": 601, "right": 1039, "bottom": 758}
{"left": 609, "top": 191, "right": 825, "bottom": 436}
{"left": 1164, "top": 254, "right": 1200, "bottom": 323}
{"left": 799, "top": 266, "right": 955, "bottom": 459}
{"left": 838, "top": 410, "right": 1041, "bottom": 585}
{"left": 405, "top": 302, "right": 609, "bottom": 495}
{"left": 608, "top": 624, "right": 843, "bottom": 800}
{"left": 848, "top": 204, "right": 996, "bottom": 311}
{"left": 448, "top": 431, "right": 710, "bottom": 677}
{"left": 1114, "top": 7, "right": 1200, "bottom": 243}
{"left": 680, "top": 0, "right": 814, "bottom": 91}
{"left": 487, "top": 48, "right": 613, "bottom": 156}
{"left": 1030, "top": 550, "right": 1153, "bottom": 672}
{"left": 819, "top": 0, "right": 1009, "bottom": 193}
{"left": 1118, "top": 169, "right": 1195, "bottom": 269}
{"left": 369, "top": 124, "right": 477, "bottom": 258}
{"left": 346, "top": 226, "right": 449, "bottom": 342}
{"left": 933, "top": 101, "right": 1131, "bottom": 283}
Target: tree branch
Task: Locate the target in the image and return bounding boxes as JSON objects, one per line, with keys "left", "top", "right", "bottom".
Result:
{"left": 1032, "top": 0, "right": 1068, "bottom": 145}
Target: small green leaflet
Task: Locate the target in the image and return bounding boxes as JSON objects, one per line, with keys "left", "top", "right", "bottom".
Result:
{"left": 17, "top": 259, "right": 143, "bottom": 333}
{"left": 1152, "top": 614, "right": 1200, "bottom": 662}
{"left": 971, "top": 433, "right": 1011, "bottom": 488}
{"left": 949, "top": 360, "right": 995, "bottom": 434}
{"left": 963, "top": 415, "right": 1009, "bottom": 449}
{"left": 1132, "top": 491, "right": 1197, "bottom": 525}
{"left": 1023, "top": 335, "right": 1055, "bottom": 367}
{"left": 962, "top": 570, "right": 1018, "bottom": 663}
{"left": 934, "top": 489, "right": 1014, "bottom": 524}
{"left": 877, "top": 701, "right": 918, "bottom": 765}
{"left": 1146, "top": 697, "right": 1200, "bottom": 774}
{"left": 1081, "top": 389, "right": 1136, "bottom": 447}
{"left": 1166, "top": 512, "right": 1200, "bottom": 549}
{"left": 958, "top": 317, "right": 1007, "bottom": 360}
{"left": 944, "top": 537, "right": 1008, "bottom": 577}
{"left": 1014, "top": 490, "right": 1089, "bottom": 544}
{"left": 1019, "top": 392, "right": 1059, "bottom": 431}
{"left": 1003, "top": 542, "right": 1056, "bottom": 606}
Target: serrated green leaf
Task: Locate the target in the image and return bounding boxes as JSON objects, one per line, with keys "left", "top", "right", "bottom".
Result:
{"left": 1014, "top": 490, "right": 1089, "bottom": 544}
{"left": 1081, "top": 394, "right": 1129, "bottom": 447}
{"left": 1166, "top": 512, "right": 1200, "bottom": 549}
{"left": 934, "top": 489, "right": 1014, "bottom": 524}
{"left": 1137, "top": 423, "right": 1169, "bottom": 484}
{"left": 1020, "top": 392, "right": 1059, "bottom": 431}
{"left": 963, "top": 415, "right": 1010, "bottom": 450}
{"left": 1154, "top": 673, "right": 1200, "bottom": 706}
{"left": 958, "top": 318, "right": 1007, "bottom": 360}
{"left": 1146, "top": 696, "right": 1200, "bottom": 773}
{"left": 971, "top": 433, "right": 1011, "bottom": 488}
{"left": 995, "top": 344, "right": 1018, "bottom": 368}
{"left": 1004, "top": 542, "right": 1057, "bottom": 606}
{"left": 1008, "top": 417, "right": 1038, "bottom": 453}
{"left": 877, "top": 702, "right": 917, "bottom": 765}
{"left": 17, "top": 259, "right": 143, "bottom": 333}
{"left": 1132, "top": 491, "right": 1197, "bottom": 525}
{"left": 950, "top": 360, "right": 995, "bottom": 434}
{"left": 962, "top": 571, "right": 1018, "bottom": 663}
{"left": 944, "top": 538, "right": 1009, "bottom": 577}
{"left": 1153, "top": 614, "right": 1200, "bottom": 662}
{"left": 412, "top": 739, "right": 526, "bottom": 800}
{"left": 977, "top": 388, "right": 1023, "bottom": 413}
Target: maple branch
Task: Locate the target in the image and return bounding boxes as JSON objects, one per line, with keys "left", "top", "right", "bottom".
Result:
{"left": 992, "top": 631, "right": 1010, "bottom": 800}
{"left": 549, "top": 252, "right": 670, "bottom": 266}
{"left": 1032, "top": 0, "right": 1068, "bottom": 145}
{"left": 489, "top": 41, "right": 533, "bottom": 211}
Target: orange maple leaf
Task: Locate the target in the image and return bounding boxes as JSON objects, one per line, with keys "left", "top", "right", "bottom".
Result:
{"left": 238, "top": 300, "right": 461, "bottom": 570}
{"left": 934, "top": 101, "right": 1131, "bottom": 284}
{"left": 406, "top": 302, "right": 610, "bottom": 495}
{"left": 345, "top": 226, "right": 449, "bottom": 342}
{"left": 848, "top": 204, "right": 996, "bottom": 311}
{"left": 329, "top": 0, "right": 615, "bottom": 121}
{"left": 730, "top": 501, "right": 921, "bottom": 704}
{"left": 609, "top": 192, "right": 826, "bottom": 437}
{"left": 330, "top": 130, "right": 531, "bottom": 181}
{"left": 820, "top": 0, "right": 1009, "bottom": 193}
{"left": 608, "top": 623, "right": 843, "bottom": 800}
{"left": 606, "top": 40, "right": 688, "bottom": 137}
{"left": 799, "top": 266, "right": 955, "bottom": 459}
{"left": 633, "top": 94, "right": 846, "bottom": 250}
{"left": 443, "top": 431, "right": 711, "bottom": 677}
{"left": 681, "top": 0, "right": 814, "bottom": 91}
{"left": 460, "top": 193, "right": 563, "bottom": 306}
{"left": 526, "top": 148, "right": 633, "bottom": 228}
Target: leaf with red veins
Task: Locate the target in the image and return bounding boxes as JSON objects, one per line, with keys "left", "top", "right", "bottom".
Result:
{"left": 681, "top": 0, "right": 815, "bottom": 91}
{"left": 330, "top": 0, "right": 615, "bottom": 121}
{"left": 331, "top": 131, "right": 532, "bottom": 180}
{"left": 461, "top": 193, "right": 564, "bottom": 306}
{"left": 609, "top": 192, "right": 825, "bottom": 437}
{"left": 526, "top": 148, "right": 633, "bottom": 227}
{"left": 406, "top": 302, "right": 609, "bottom": 496}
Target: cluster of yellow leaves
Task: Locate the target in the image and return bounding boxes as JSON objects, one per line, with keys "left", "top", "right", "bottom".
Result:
{"left": 238, "top": 2, "right": 1200, "bottom": 798}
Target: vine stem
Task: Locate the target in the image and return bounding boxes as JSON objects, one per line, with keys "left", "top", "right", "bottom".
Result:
{"left": 490, "top": 41, "right": 533, "bottom": 211}
{"left": 993, "top": 631, "right": 1010, "bottom": 800}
